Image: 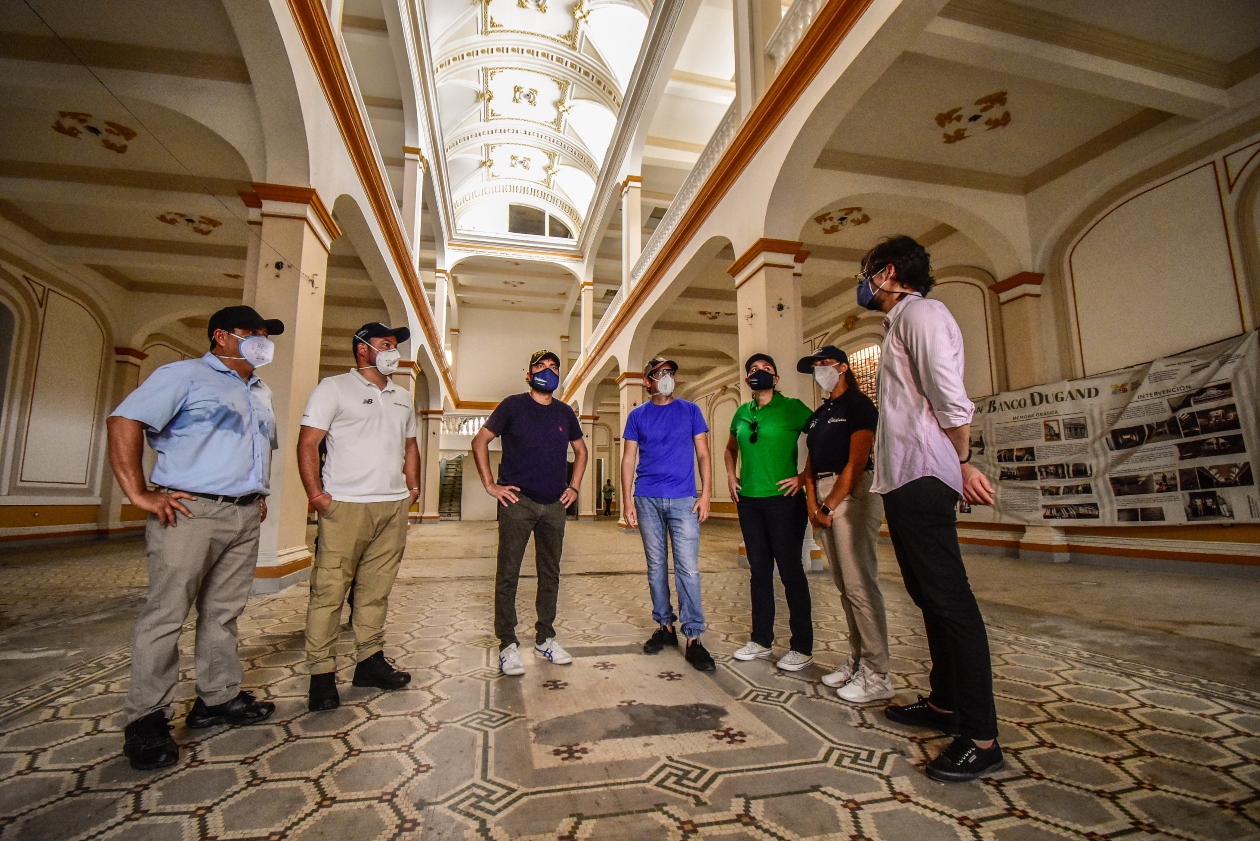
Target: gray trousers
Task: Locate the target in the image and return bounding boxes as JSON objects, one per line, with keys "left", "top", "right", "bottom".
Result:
{"left": 124, "top": 497, "right": 261, "bottom": 725}
{"left": 494, "top": 495, "right": 566, "bottom": 649}
{"left": 815, "top": 472, "right": 890, "bottom": 673}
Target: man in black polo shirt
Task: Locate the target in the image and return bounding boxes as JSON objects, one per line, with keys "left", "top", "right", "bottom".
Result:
{"left": 471, "top": 349, "right": 588, "bottom": 676}
{"left": 799, "top": 346, "right": 892, "bottom": 704}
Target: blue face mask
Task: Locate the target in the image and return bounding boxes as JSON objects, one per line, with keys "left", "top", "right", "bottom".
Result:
{"left": 530, "top": 367, "right": 560, "bottom": 393}
{"left": 857, "top": 273, "right": 883, "bottom": 311}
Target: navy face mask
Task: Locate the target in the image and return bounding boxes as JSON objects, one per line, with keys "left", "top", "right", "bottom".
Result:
{"left": 746, "top": 369, "right": 775, "bottom": 392}
{"left": 530, "top": 367, "right": 560, "bottom": 393}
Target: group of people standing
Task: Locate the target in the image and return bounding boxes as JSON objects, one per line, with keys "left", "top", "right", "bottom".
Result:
{"left": 107, "top": 233, "right": 1001, "bottom": 786}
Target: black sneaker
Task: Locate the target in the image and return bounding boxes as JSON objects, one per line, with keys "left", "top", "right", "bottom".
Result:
{"left": 123, "top": 710, "right": 179, "bottom": 771}
{"left": 185, "top": 691, "right": 276, "bottom": 729}
{"left": 352, "top": 651, "right": 411, "bottom": 690}
{"left": 926, "top": 736, "right": 1004, "bottom": 782}
{"left": 642, "top": 625, "right": 678, "bottom": 654}
{"left": 884, "top": 695, "right": 962, "bottom": 735}
{"left": 308, "top": 672, "right": 340, "bottom": 711}
{"left": 684, "top": 639, "right": 716, "bottom": 672}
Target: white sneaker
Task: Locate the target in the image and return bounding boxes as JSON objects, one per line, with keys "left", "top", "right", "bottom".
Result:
{"left": 499, "top": 643, "right": 524, "bottom": 676}
{"left": 776, "top": 650, "right": 814, "bottom": 671}
{"left": 534, "top": 638, "right": 573, "bottom": 665}
{"left": 732, "top": 641, "right": 775, "bottom": 661}
{"left": 836, "top": 665, "right": 896, "bottom": 703}
{"left": 821, "top": 657, "right": 858, "bottom": 688}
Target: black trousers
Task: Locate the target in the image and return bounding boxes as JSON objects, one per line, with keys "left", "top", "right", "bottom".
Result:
{"left": 882, "top": 477, "right": 998, "bottom": 741}
{"left": 495, "top": 496, "right": 567, "bottom": 650}
{"left": 737, "top": 494, "right": 812, "bottom": 654}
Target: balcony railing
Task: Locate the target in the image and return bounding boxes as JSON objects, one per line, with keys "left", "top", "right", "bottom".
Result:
{"left": 765, "top": 0, "right": 826, "bottom": 72}
{"left": 568, "top": 101, "right": 740, "bottom": 387}
{"left": 440, "top": 414, "right": 488, "bottom": 436}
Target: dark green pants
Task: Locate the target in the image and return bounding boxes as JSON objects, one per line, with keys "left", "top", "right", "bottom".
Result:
{"left": 495, "top": 495, "right": 566, "bottom": 650}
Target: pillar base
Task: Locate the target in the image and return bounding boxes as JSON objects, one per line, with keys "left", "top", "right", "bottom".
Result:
{"left": 253, "top": 546, "right": 313, "bottom": 593}
{"left": 1019, "top": 526, "right": 1071, "bottom": 563}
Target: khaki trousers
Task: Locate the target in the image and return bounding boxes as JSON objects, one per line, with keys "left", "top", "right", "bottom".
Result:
{"left": 304, "top": 498, "right": 409, "bottom": 674}
{"left": 124, "top": 497, "right": 261, "bottom": 725}
{"left": 815, "top": 471, "right": 890, "bottom": 673}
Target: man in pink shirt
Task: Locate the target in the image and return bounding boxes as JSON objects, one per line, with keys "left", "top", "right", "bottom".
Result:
{"left": 858, "top": 235, "right": 1001, "bottom": 783}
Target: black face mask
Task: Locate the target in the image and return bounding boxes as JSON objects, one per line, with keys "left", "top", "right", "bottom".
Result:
{"left": 530, "top": 367, "right": 560, "bottom": 393}
{"left": 747, "top": 370, "right": 775, "bottom": 392}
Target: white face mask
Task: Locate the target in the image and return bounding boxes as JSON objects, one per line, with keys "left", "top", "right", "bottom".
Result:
{"left": 373, "top": 348, "right": 401, "bottom": 375}
{"left": 813, "top": 365, "right": 840, "bottom": 393}
{"left": 656, "top": 374, "right": 675, "bottom": 396}
{"left": 221, "top": 333, "right": 274, "bottom": 369}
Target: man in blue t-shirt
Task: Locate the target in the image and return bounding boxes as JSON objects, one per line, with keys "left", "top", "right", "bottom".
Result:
{"left": 471, "top": 349, "right": 588, "bottom": 676}
{"left": 622, "top": 357, "right": 715, "bottom": 671}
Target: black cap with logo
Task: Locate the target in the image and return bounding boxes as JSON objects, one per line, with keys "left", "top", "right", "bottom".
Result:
{"left": 353, "top": 322, "right": 411, "bottom": 350}
{"left": 796, "top": 345, "right": 849, "bottom": 373}
{"left": 744, "top": 353, "right": 777, "bottom": 374}
{"left": 208, "top": 305, "right": 284, "bottom": 340}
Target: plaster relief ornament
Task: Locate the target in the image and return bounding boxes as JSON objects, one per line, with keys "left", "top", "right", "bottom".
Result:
{"left": 157, "top": 212, "right": 222, "bottom": 236}
{"left": 509, "top": 154, "right": 532, "bottom": 170}
{"left": 813, "top": 206, "right": 870, "bottom": 235}
{"left": 935, "top": 91, "right": 1010, "bottom": 144}
{"left": 502, "top": 279, "right": 525, "bottom": 287}
{"left": 52, "top": 111, "right": 137, "bottom": 154}
{"left": 843, "top": 314, "right": 860, "bottom": 332}
{"left": 513, "top": 86, "right": 539, "bottom": 106}
{"left": 698, "top": 311, "right": 734, "bottom": 321}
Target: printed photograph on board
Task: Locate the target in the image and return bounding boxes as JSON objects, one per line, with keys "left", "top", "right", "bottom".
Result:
{"left": 1043, "top": 419, "right": 1061, "bottom": 441}
{"left": 1014, "top": 447, "right": 1037, "bottom": 462}
{"left": 996, "top": 449, "right": 1014, "bottom": 463}
{"left": 1042, "top": 503, "right": 1100, "bottom": 520}
{"left": 1038, "top": 463, "right": 1068, "bottom": 480}
{"left": 1063, "top": 416, "right": 1088, "bottom": 440}
{"left": 1185, "top": 491, "right": 1233, "bottom": 521}
{"left": 1180, "top": 463, "right": 1254, "bottom": 490}
{"left": 1176, "top": 434, "right": 1247, "bottom": 461}
{"left": 1190, "top": 382, "right": 1233, "bottom": 406}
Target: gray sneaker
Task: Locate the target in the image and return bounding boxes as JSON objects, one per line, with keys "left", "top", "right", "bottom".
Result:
{"left": 499, "top": 643, "right": 524, "bottom": 676}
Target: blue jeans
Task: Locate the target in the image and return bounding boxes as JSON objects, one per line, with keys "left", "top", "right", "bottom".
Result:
{"left": 635, "top": 496, "right": 705, "bottom": 639}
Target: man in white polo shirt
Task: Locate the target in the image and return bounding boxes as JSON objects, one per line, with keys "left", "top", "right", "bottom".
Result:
{"left": 298, "top": 322, "right": 421, "bottom": 711}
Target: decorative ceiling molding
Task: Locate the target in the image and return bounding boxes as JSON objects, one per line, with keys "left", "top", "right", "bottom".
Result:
{"left": 445, "top": 127, "right": 598, "bottom": 175}
{"left": 434, "top": 42, "right": 622, "bottom": 108}
{"left": 453, "top": 182, "right": 583, "bottom": 226}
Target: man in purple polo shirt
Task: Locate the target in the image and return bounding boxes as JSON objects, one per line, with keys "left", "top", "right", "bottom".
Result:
{"left": 471, "top": 349, "right": 588, "bottom": 676}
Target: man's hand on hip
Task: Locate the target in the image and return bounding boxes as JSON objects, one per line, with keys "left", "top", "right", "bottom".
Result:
{"left": 961, "top": 463, "right": 995, "bottom": 505}
{"left": 310, "top": 491, "right": 333, "bottom": 516}
{"left": 488, "top": 483, "right": 520, "bottom": 506}
{"left": 133, "top": 489, "right": 195, "bottom": 527}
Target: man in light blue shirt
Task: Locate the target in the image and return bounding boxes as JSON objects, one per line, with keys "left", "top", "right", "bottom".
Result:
{"left": 107, "top": 305, "right": 283, "bottom": 771}
{"left": 621, "top": 357, "right": 715, "bottom": 672}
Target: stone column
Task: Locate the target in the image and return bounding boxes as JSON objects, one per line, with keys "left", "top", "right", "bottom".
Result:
{"left": 559, "top": 334, "right": 570, "bottom": 379}
{"left": 732, "top": 0, "right": 780, "bottom": 117}
{"left": 616, "top": 373, "right": 643, "bottom": 529}
{"left": 242, "top": 183, "right": 338, "bottom": 592}
{"left": 420, "top": 409, "right": 444, "bottom": 522}
{"left": 1020, "top": 525, "right": 1070, "bottom": 563}
{"left": 620, "top": 176, "right": 642, "bottom": 289}
{"left": 992, "top": 272, "right": 1047, "bottom": 390}
{"left": 579, "top": 281, "right": 594, "bottom": 350}
{"left": 434, "top": 269, "right": 449, "bottom": 340}
{"left": 447, "top": 327, "right": 459, "bottom": 381}
{"left": 240, "top": 203, "right": 262, "bottom": 305}
{"left": 578, "top": 413, "right": 598, "bottom": 519}
{"left": 97, "top": 347, "right": 146, "bottom": 536}
{"left": 402, "top": 146, "right": 427, "bottom": 263}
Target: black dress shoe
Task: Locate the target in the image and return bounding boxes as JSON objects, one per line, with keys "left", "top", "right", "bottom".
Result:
{"left": 643, "top": 625, "right": 678, "bottom": 654}
{"left": 884, "top": 695, "right": 962, "bottom": 735}
{"left": 185, "top": 691, "right": 276, "bottom": 729}
{"left": 926, "top": 736, "right": 1004, "bottom": 782}
{"left": 684, "top": 639, "right": 716, "bottom": 671}
{"left": 352, "top": 651, "right": 411, "bottom": 690}
{"left": 123, "top": 710, "right": 179, "bottom": 771}
{"left": 308, "top": 673, "right": 340, "bottom": 711}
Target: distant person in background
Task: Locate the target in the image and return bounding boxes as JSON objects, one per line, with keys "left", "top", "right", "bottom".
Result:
{"left": 471, "top": 350, "right": 588, "bottom": 676}
{"left": 107, "top": 305, "right": 281, "bottom": 771}
{"left": 797, "top": 346, "right": 892, "bottom": 704}
{"left": 622, "top": 356, "right": 715, "bottom": 672}
{"left": 857, "top": 235, "right": 1001, "bottom": 783}
{"left": 723, "top": 354, "right": 815, "bottom": 672}
{"left": 602, "top": 479, "right": 615, "bottom": 516}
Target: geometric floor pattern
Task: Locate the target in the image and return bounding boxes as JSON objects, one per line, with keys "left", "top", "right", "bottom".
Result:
{"left": 1, "top": 564, "right": 1259, "bottom": 839}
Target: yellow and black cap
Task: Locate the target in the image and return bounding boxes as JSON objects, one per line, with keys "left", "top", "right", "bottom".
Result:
{"left": 529, "top": 349, "right": 561, "bottom": 368}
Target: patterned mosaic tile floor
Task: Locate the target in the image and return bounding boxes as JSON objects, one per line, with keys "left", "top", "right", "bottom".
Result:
{"left": 1, "top": 528, "right": 1258, "bottom": 840}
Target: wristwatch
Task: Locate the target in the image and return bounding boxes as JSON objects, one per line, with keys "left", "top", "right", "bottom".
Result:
{"left": 819, "top": 504, "right": 832, "bottom": 516}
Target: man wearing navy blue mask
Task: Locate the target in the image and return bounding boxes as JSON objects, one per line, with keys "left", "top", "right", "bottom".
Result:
{"left": 471, "top": 349, "right": 588, "bottom": 676}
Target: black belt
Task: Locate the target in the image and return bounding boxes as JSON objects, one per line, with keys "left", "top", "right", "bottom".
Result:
{"left": 164, "top": 489, "right": 263, "bottom": 506}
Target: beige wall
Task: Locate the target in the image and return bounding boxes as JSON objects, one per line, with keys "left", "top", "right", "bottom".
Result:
{"left": 455, "top": 308, "right": 564, "bottom": 403}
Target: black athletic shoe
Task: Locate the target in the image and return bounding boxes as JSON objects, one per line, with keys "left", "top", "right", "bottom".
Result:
{"left": 185, "top": 691, "right": 275, "bottom": 729}
{"left": 684, "top": 639, "right": 716, "bottom": 671}
{"left": 883, "top": 695, "right": 962, "bottom": 735}
{"left": 123, "top": 711, "right": 179, "bottom": 771}
{"left": 352, "top": 651, "right": 411, "bottom": 690}
{"left": 926, "top": 736, "right": 1004, "bottom": 782}
{"left": 308, "top": 672, "right": 341, "bottom": 711}
{"left": 642, "top": 625, "right": 678, "bottom": 654}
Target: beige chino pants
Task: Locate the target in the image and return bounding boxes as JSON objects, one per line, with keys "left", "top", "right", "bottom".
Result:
{"left": 815, "top": 471, "right": 890, "bottom": 674}
{"left": 304, "top": 498, "right": 409, "bottom": 674}
{"left": 124, "top": 497, "right": 261, "bottom": 725}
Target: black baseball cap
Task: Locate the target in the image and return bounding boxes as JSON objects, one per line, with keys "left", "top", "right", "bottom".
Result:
{"left": 208, "top": 305, "right": 284, "bottom": 340}
{"left": 644, "top": 356, "right": 678, "bottom": 376}
{"left": 744, "top": 352, "right": 777, "bottom": 374}
{"left": 530, "top": 349, "right": 561, "bottom": 368}
{"left": 796, "top": 345, "right": 848, "bottom": 373}
{"left": 353, "top": 322, "right": 410, "bottom": 349}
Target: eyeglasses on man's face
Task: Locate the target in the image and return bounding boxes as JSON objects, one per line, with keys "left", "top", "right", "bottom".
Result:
{"left": 647, "top": 368, "right": 675, "bottom": 381}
